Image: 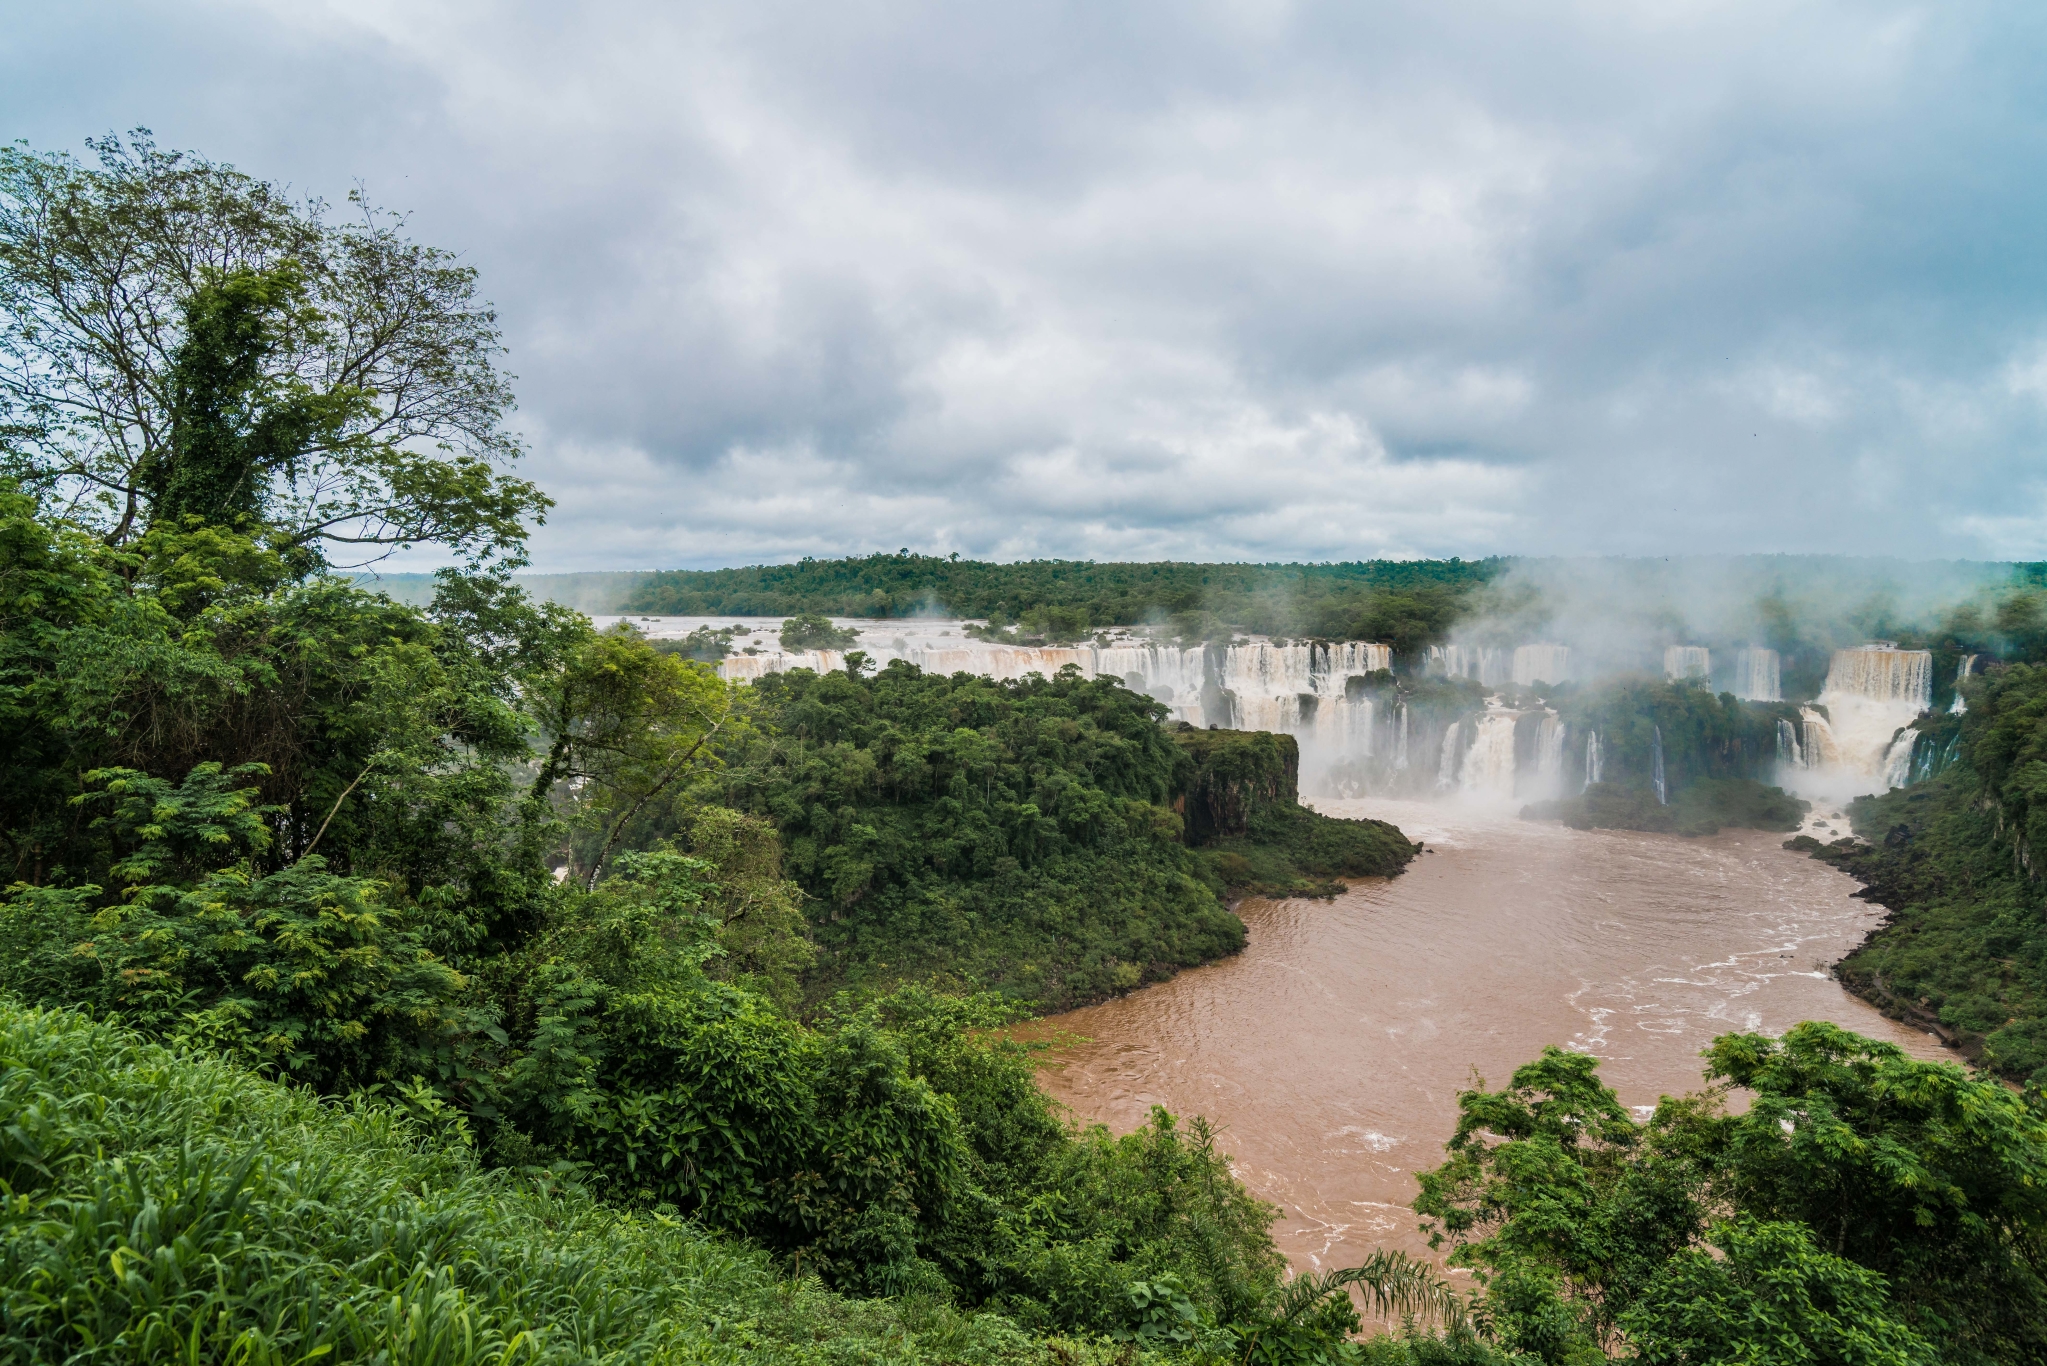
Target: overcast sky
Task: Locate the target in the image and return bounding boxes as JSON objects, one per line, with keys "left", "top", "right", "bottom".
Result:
{"left": 6, "top": 1, "right": 2047, "bottom": 570}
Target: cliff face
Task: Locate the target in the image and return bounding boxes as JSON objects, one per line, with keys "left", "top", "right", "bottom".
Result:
{"left": 1169, "top": 725, "right": 1418, "bottom": 893}
{"left": 1171, "top": 727, "right": 1300, "bottom": 846}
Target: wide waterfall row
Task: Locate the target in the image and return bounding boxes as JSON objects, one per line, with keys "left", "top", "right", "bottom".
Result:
{"left": 1823, "top": 644, "right": 1933, "bottom": 707}
{"left": 709, "top": 629, "right": 1943, "bottom": 802}
{"left": 1426, "top": 643, "right": 1573, "bottom": 687}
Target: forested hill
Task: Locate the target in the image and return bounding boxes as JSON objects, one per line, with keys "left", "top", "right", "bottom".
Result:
{"left": 620, "top": 552, "right": 1504, "bottom": 649}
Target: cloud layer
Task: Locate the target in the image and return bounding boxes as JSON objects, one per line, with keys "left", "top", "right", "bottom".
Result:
{"left": 6, "top": 0, "right": 2047, "bottom": 568}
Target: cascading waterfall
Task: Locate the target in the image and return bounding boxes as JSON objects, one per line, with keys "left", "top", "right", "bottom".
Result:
{"left": 1437, "top": 721, "right": 1465, "bottom": 790}
{"left": 1663, "top": 646, "right": 1711, "bottom": 681}
{"left": 1951, "top": 654, "right": 1978, "bottom": 714}
{"left": 1534, "top": 713, "right": 1566, "bottom": 789}
{"left": 1652, "top": 725, "right": 1667, "bottom": 804}
{"left": 1733, "top": 648, "right": 1782, "bottom": 701}
{"left": 1583, "top": 732, "right": 1602, "bottom": 789}
{"left": 1775, "top": 716, "right": 1802, "bottom": 769}
{"left": 1809, "top": 645, "right": 1934, "bottom": 781}
{"left": 1881, "top": 730, "right": 1919, "bottom": 789}
{"left": 1458, "top": 711, "right": 1521, "bottom": 797}
{"left": 1912, "top": 730, "right": 1963, "bottom": 784}
{"left": 1797, "top": 707, "right": 1841, "bottom": 769}
{"left": 1392, "top": 703, "right": 1411, "bottom": 771}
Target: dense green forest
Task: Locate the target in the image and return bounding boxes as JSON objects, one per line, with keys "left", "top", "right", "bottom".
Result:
{"left": 4, "top": 132, "right": 2045, "bottom": 1364}
{"left": 621, "top": 553, "right": 1501, "bottom": 654}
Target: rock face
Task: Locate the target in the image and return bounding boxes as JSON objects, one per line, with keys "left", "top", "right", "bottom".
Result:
{"left": 1172, "top": 727, "right": 1300, "bottom": 846}
{"left": 1169, "top": 724, "right": 1420, "bottom": 895}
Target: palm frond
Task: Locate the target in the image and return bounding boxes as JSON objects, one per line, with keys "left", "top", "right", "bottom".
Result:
{"left": 1270, "top": 1249, "right": 1462, "bottom": 1327}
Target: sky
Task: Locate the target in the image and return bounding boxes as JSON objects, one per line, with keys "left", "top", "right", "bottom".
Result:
{"left": 6, "top": 0, "right": 2047, "bottom": 571}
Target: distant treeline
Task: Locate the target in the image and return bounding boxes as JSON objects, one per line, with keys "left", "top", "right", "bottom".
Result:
{"left": 621, "top": 552, "right": 1505, "bottom": 653}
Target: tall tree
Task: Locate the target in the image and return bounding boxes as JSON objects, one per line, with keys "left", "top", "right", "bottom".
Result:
{"left": 0, "top": 131, "right": 545, "bottom": 567}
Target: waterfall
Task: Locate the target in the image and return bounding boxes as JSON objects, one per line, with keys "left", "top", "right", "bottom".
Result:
{"left": 1812, "top": 645, "right": 1934, "bottom": 779}
{"left": 1428, "top": 644, "right": 1508, "bottom": 686}
{"left": 1798, "top": 707, "right": 1841, "bottom": 769}
{"left": 1534, "top": 713, "right": 1566, "bottom": 785}
{"left": 1663, "top": 646, "right": 1711, "bottom": 681}
{"left": 1459, "top": 711, "right": 1520, "bottom": 797}
{"left": 1823, "top": 644, "right": 1933, "bottom": 706}
{"left": 1392, "top": 703, "right": 1411, "bottom": 771}
{"left": 1437, "top": 721, "right": 1464, "bottom": 790}
{"left": 1881, "top": 730, "right": 1919, "bottom": 790}
{"left": 1733, "top": 648, "right": 1782, "bottom": 701}
{"left": 1652, "top": 725, "right": 1667, "bottom": 805}
{"left": 1511, "top": 644, "right": 1572, "bottom": 687}
{"left": 1775, "top": 716, "right": 1802, "bottom": 769}
{"left": 1950, "top": 654, "right": 1978, "bottom": 714}
{"left": 1583, "top": 731, "right": 1602, "bottom": 789}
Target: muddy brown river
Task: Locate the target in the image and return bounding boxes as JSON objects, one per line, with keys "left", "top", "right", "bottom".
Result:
{"left": 1030, "top": 798, "right": 1952, "bottom": 1273}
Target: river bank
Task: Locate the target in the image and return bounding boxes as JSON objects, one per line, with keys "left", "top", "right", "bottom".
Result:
{"left": 1027, "top": 797, "right": 1952, "bottom": 1275}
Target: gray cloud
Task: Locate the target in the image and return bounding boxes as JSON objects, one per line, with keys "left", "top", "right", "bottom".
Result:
{"left": 6, "top": 0, "right": 2047, "bottom": 568}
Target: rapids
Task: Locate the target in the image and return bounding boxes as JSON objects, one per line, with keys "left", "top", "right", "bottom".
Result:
{"left": 1028, "top": 798, "right": 1951, "bottom": 1274}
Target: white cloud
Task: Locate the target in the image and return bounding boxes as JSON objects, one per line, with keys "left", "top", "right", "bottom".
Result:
{"left": 8, "top": 0, "right": 2047, "bottom": 567}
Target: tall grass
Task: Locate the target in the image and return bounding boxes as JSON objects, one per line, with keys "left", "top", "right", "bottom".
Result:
{"left": 0, "top": 999, "right": 1130, "bottom": 1364}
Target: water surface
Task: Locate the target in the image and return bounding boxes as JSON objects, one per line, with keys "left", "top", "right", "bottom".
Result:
{"left": 1030, "top": 799, "right": 1952, "bottom": 1271}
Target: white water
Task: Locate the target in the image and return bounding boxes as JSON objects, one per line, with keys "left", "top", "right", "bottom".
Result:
{"left": 1733, "top": 647, "right": 1782, "bottom": 702}
{"left": 1951, "top": 654, "right": 1978, "bottom": 714}
{"left": 1663, "top": 646, "right": 1710, "bottom": 681}
{"left": 1458, "top": 710, "right": 1521, "bottom": 798}
{"left": 609, "top": 616, "right": 1938, "bottom": 807}
{"left": 1802, "top": 645, "right": 1932, "bottom": 789}
{"left": 1534, "top": 713, "right": 1566, "bottom": 793}
{"left": 1427, "top": 643, "right": 1508, "bottom": 686}
{"left": 1776, "top": 716, "right": 1802, "bottom": 768}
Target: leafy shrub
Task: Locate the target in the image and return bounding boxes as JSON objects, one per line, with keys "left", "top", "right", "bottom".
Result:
{"left": 0, "top": 997, "right": 1136, "bottom": 1365}
{"left": 780, "top": 614, "right": 860, "bottom": 651}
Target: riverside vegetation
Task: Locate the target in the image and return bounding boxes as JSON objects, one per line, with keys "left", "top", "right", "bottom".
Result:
{"left": 1788, "top": 660, "right": 2047, "bottom": 1089}
{"left": 3, "top": 133, "right": 2045, "bottom": 1363}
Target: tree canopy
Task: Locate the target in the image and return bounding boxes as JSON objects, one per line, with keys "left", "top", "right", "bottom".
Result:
{"left": 0, "top": 132, "right": 545, "bottom": 568}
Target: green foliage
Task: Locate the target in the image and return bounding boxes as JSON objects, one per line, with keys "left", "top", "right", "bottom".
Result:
{"left": 1524, "top": 778, "right": 1806, "bottom": 838}
{"left": 685, "top": 661, "right": 1247, "bottom": 1008}
{"left": 781, "top": 614, "right": 862, "bottom": 651}
{"left": 623, "top": 553, "right": 1501, "bottom": 657}
{"left": 1176, "top": 728, "right": 1416, "bottom": 895}
{"left": 1619, "top": 1218, "right": 1935, "bottom": 1366}
{"left": 0, "top": 133, "right": 546, "bottom": 568}
{"left": 651, "top": 623, "right": 743, "bottom": 661}
{"left": 1415, "top": 1024, "right": 2047, "bottom": 1366}
{"left": 0, "top": 997, "right": 1149, "bottom": 1365}
{"left": 1549, "top": 677, "right": 1796, "bottom": 795}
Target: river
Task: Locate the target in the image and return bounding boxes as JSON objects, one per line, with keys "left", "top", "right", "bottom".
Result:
{"left": 1029, "top": 798, "right": 1953, "bottom": 1273}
